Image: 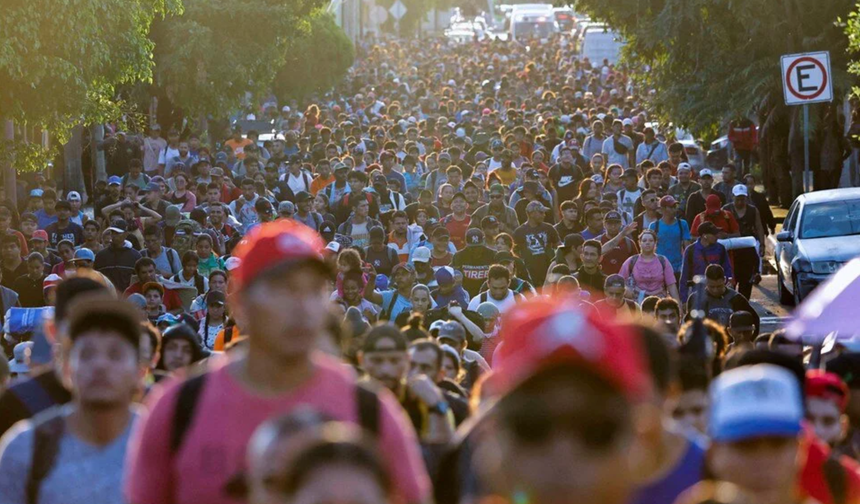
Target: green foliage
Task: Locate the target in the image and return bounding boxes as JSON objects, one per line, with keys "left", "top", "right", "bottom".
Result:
{"left": 0, "top": 0, "right": 182, "bottom": 144}
{"left": 272, "top": 11, "right": 355, "bottom": 103}
{"left": 151, "top": 0, "right": 324, "bottom": 119}
{"left": 577, "top": 0, "right": 854, "bottom": 135}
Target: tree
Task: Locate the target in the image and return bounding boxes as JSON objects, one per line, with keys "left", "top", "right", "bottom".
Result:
{"left": 150, "top": 0, "right": 324, "bottom": 125}
{"left": 0, "top": 0, "right": 180, "bottom": 199}
{"left": 577, "top": 0, "right": 855, "bottom": 203}
{"left": 272, "top": 11, "right": 355, "bottom": 103}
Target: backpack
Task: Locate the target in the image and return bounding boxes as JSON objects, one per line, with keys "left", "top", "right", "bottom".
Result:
{"left": 169, "top": 373, "right": 381, "bottom": 456}
{"left": 143, "top": 247, "right": 178, "bottom": 274}
{"left": 25, "top": 411, "right": 65, "bottom": 504}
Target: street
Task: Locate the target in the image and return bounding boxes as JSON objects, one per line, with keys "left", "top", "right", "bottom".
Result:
{"left": 750, "top": 274, "right": 792, "bottom": 334}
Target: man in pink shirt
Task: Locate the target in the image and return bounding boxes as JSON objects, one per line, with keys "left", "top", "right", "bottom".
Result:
{"left": 124, "top": 220, "right": 430, "bottom": 504}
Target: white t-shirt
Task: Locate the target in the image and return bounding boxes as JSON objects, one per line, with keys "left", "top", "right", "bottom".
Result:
{"left": 617, "top": 187, "right": 642, "bottom": 220}
{"left": 468, "top": 289, "right": 518, "bottom": 313}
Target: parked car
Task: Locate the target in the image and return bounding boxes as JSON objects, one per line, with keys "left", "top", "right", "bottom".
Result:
{"left": 775, "top": 188, "right": 860, "bottom": 305}
{"left": 579, "top": 25, "right": 624, "bottom": 65}
{"left": 707, "top": 136, "right": 730, "bottom": 169}
{"left": 679, "top": 139, "right": 706, "bottom": 174}
{"left": 552, "top": 7, "right": 575, "bottom": 31}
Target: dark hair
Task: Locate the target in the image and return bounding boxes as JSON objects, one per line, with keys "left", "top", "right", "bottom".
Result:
{"left": 645, "top": 167, "right": 662, "bottom": 180}
{"left": 488, "top": 264, "right": 511, "bottom": 282}
{"left": 641, "top": 295, "right": 660, "bottom": 314}
{"left": 362, "top": 323, "right": 408, "bottom": 353}
{"left": 677, "top": 355, "right": 709, "bottom": 392}
{"left": 182, "top": 250, "right": 199, "bottom": 266}
{"left": 143, "top": 225, "right": 162, "bottom": 238}
{"left": 283, "top": 437, "right": 391, "bottom": 498}
{"left": 723, "top": 348, "right": 806, "bottom": 394}
{"left": 134, "top": 257, "right": 156, "bottom": 274}
{"left": 632, "top": 324, "right": 676, "bottom": 395}
{"left": 604, "top": 274, "right": 625, "bottom": 290}
{"left": 705, "top": 264, "right": 725, "bottom": 280}
{"left": 67, "top": 296, "right": 142, "bottom": 353}
{"left": 401, "top": 313, "right": 430, "bottom": 341}
{"left": 560, "top": 200, "right": 578, "bottom": 212}
{"left": 55, "top": 277, "right": 110, "bottom": 324}
{"left": 655, "top": 298, "right": 681, "bottom": 318}
{"left": 582, "top": 239, "right": 602, "bottom": 255}
{"left": 409, "top": 338, "right": 443, "bottom": 372}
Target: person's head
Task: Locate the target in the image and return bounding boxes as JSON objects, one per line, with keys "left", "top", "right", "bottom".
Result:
{"left": 721, "top": 164, "right": 736, "bottom": 184}
{"left": 655, "top": 298, "right": 681, "bottom": 337}
{"left": 451, "top": 192, "right": 467, "bottom": 215}
{"left": 668, "top": 143, "right": 684, "bottom": 166}
{"left": 699, "top": 169, "right": 714, "bottom": 190}
{"left": 487, "top": 264, "right": 511, "bottom": 301}
{"left": 560, "top": 200, "right": 579, "bottom": 224}
{"left": 705, "top": 264, "right": 727, "bottom": 298}
{"left": 249, "top": 421, "right": 391, "bottom": 504}
{"left": 230, "top": 221, "right": 334, "bottom": 363}
{"left": 347, "top": 171, "right": 368, "bottom": 193}
{"left": 668, "top": 356, "right": 710, "bottom": 434}
{"left": 581, "top": 239, "right": 602, "bottom": 269}
{"left": 0, "top": 234, "right": 21, "bottom": 262}
{"left": 487, "top": 299, "right": 651, "bottom": 504}
{"left": 526, "top": 200, "right": 548, "bottom": 225}
{"left": 698, "top": 222, "right": 719, "bottom": 246}
{"left": 488, "top": 184, "right": 506, "bottom": 209}
{"left": 195, "top": 233, "right": 214, "bottom": 258}
{"left": 805, "top": 370, "right": 849, "bottom": 447}
{"left": 359, "top": 324, "right": 409, "bottom": 393}
{"left": 728, "top": 311, "right": 757, "bottom": 345}
{"left": 431, "top": 227, "right": 450, "bottom": 252}
{"left": 677, "top": 318, "right": 730, "bottom": 361}
{"left": 26, "top": 252, "right": 44, "bottom": 278}
{"left": 494, "top": 233, "right": 514, "bottom": 253}
{"left": 390, "top": 211, "right": 408, "bottom": 236}
{"left": 390, "top": 263, "right": 415, "bottom": 292}
{"left": 55, "top": 240, "right": 74, "bottom": 263}
{"left": 584, "top": 207, "right": 604, "bottom": 232}
{"left": 707, "top": 365, "right": 804, "bottom": 499}
{"left": 638, "top": 229, "right": 657, "bottom": 254}
{"left": 158, "top": 323, "right": 203, "bottom": 372}
{"left": 181, "top": 250, "right": 199, "bottom": 277}
{"left": 409, "top": 284, "right": 432, "bottom": 314}
{"left": 143, "top": 282, "right": 164, "bottom": 309}
{"left": 659, "top": 196, "right": 678, "bottom": 219}
{"left": 599, "top": 275, "right": 624, "bottom": 308}
{"left": 732, "top": 184, "right": 749, "bottom": 208}
{"left": 408, "top": 338, "right": 444, "bottom": 382}
{"left": 106, "top": 219, "right": 129, "bottom": 248}
{"left": 64, "top": 297, "right": 142, "bottom": 408}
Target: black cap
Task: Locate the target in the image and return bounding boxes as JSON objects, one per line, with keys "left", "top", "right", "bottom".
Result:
{"left": 466, "top": 228, "right": 484, "bottom": 245}
{"left": 561, "top": 233, "right": 585, "bottom": 250}
{"left": 481, "top": 215, "right": 499, "bottom": 228}
{"left": 295, "top": 191, "right": 313, "bottom": 202}
{"left": 205, "top": 290, "right": 226, "bottom": 306}
{"left": 494, "top": 251, "right": 515, "bottom": 263}
{"left": 438, "top": 320, "right": 466, "bottom": 344}
{"left": 319, "top": 220, "right": 336, "bottom": 237}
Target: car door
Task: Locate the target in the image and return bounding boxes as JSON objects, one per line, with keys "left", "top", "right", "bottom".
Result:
{"left": 779, "top": 200, "right": 801, "bottom": 281}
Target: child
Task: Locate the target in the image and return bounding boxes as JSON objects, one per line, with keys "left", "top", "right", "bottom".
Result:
{"left": 172, "top": 250, "right": 208, "bottom": 295}
{"left": 195, "top": 234, "right": 223, "bottom": 277}
{"left": 142, "top": 282, "right": 166, "bottom": 324}
{"left": 198, "top": 290, "right": 228, "bottom": 350}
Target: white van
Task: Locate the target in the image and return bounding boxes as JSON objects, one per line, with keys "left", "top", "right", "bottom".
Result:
{"left": 580, "top": 25, "right": 624, "bottom": 65}
{"left": 510, "top": 8, "right": 557, "bottom": 41}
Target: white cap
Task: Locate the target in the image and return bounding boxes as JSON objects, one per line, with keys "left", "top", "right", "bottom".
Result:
{"left": 66, "top": 191, "right": 82, "bottom": 201}
{"left": 224, "top": 256, "right": 241, "bottom": 271}
{"left": 732, "top": 184, "right": 749, "bottom": 197}
{"left": 282, "top": 105, "right": 291, "bottom": 112}
{"left": 709, "top": 364, "right": 803, "bottom": 442}
{"left": 677, "top": 162, "right": 692, "bottom": 172}
{"left": 412, "top": 246, "right": 431, "bottom": 263}
{"left": 448, "top": 79, "right": 456, "bottom": 86}
{"left": 699, "top": 168, "right": 714, "bottom": 178}
{"left": 325, "top": 241, "right": 341, "bottom": 253}
{"left": 622, "top": 118, "right": 634, "bottom": 126}
{"left": 560, "top": 115, "right": 571, "bottom": 124}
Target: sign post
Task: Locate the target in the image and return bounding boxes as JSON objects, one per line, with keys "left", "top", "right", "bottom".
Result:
{"left": 781, "top": 51, "right": 833, "bottom": 193}
{"left": 389, "top": 0, "right": 407, "bottom": 36}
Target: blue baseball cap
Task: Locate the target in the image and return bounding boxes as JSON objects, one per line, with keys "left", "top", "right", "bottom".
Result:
{"left": 72, "top": 248, "right": 95, "bottom": 262}
{"left": 435, "top": 266, "right": 455, "bottom": 286}
{"left": 108, "top": 176, "right": 122, "bottom": 186}
{"left": 375, "top": 274, "right": 389, "bottom": 290}
{"left": 709, "top": 364, "right": 803, "bottom": 442}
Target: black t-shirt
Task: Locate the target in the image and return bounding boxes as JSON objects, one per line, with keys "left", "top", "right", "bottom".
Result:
{"left": 0, "top": 370, "right": 72, "bottom": 436}
{"left": 144, "top": 199, "right": 170, "bottom": 218}
{"left": 574, "top": 266, "right": 607, "bottom": 301}
{"left": 555, "top": 219, "right": 584, "bottom": 239}
{"left": 364, "top": 246, "right": 399, "bottom": 277}
{"left": 452, "top": 245, "right": 497, "bottom": 298}
{"left": 45, "top": 221, "right": 84, "bottom": 247}
{"left": 1, "top": 261, "right": 28, "bottom": 288}
{"left": 14, "top": 275, "right": 45, "bottom": 307}
{"left": 514, "top": 222, "right": 560, "bottom": 286}
{"left": 548, "top": 162, "right": 584, "bottom": 203}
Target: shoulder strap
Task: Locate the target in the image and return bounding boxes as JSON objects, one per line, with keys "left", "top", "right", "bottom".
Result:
{"left": 166, "top": 248, "right": 177, "bottom": 273}
{"left": 170, "top": 373, "right": 208, "bottom": 455}
{"left": 629, "top": 254, "right": 639, "bottom": 271}
{"left": 380, "top": 291, "right": 399, "bottom": 321}
{"left": 823, "top": 454, "right": 847, "bottom": 504}
{"left": 355, "top": 383, "right": 380, "bottom": 437}
{"left": 27, "top": 413, "right": 66, "bottom": 504}
{"left": 480, "top": 291, "right": 488, "bottom": 303}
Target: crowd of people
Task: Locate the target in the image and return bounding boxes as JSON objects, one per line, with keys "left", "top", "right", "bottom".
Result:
{"left": 0, "top": 33, "right": 853, "bottom": 504}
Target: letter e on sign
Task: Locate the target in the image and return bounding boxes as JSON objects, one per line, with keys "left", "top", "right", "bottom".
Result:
{"left": 781, "top": 52, "right": 833, "bottom": 106}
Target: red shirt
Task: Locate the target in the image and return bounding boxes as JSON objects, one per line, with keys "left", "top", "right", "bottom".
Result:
{"left": 124, "top": 282, "right": 183, "bottom": 312}
{"left": 444, "top": 214, "right": 471, "bottom": 250}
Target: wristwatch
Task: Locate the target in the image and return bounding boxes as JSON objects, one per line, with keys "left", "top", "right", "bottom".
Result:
{"left": 428, "top": 400, "right": 450, "bottom": 416}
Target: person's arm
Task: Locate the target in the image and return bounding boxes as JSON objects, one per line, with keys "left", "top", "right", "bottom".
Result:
{"left": 681, "top": 220, "right": 692, "bottom": 250}
{"left": 406, "top": 375, "right": 455, "bottom": 444}
{"left": 602, "top": 222, "right": 638, "bottom": 254}
{"left": 753, "top": 209, "right": 766, "bottom": 256}
{"left": 448, "top": 304, "right": 487, "bottom": 341}
{"left": 101, "top": 198, "right": 127, "bottom": 218}
{"left": 362, "top": 269, "right": 384, "bottom": 305}
{"left": 137, "top": 203, "right": 162, "bottom": 221}
{"left": 668, "top": 283, "right": 681, "bottom": 304}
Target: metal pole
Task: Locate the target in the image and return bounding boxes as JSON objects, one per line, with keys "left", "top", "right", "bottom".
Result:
{"left": 803, "top": 103, "right": 811, "bottom": 193}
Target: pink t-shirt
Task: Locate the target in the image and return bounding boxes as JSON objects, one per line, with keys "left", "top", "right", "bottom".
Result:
{"left": 619, "top": 254, "right": 676, "bottom": 296}
{"left": 125, "top": 353, "right": 430, "bottom": 504}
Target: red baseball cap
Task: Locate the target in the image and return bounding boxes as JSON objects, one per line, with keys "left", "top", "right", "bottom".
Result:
{"left": 806, "top": 370, "right": 849, "bottom": 412}
{"left": 231, "top": 219, "right": 325, "bottom": 293}
{"left": 31, "top": 230, "right": 49, "bottom": 242}
{"left": 659, "top": 195, "right": 678, "bottom": 207}
{"left": 493, "top": 298, "right": 651, "bottom": 400}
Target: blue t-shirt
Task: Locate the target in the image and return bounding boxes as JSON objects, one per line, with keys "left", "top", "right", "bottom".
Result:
{"left": 380, "top": 290, "right": 412, "bottom": 321}
{"left": 650, "top": 218, "right": 691, "bottom": 272}
{"left": 431, "top": 286, "right": 470, "bottom": 309}
{"left": 628, "top": 435, "right": 706, "bottom": 504}
{"left": 34, "top": 209, "right": 58, "bottom": 230}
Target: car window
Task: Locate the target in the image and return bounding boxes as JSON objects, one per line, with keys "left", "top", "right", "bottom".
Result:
{"left": 785, "top": 201, "right": 799, "bottom": 234}
{"left": 799, "top": 199, "right": 860, "bottom": 239}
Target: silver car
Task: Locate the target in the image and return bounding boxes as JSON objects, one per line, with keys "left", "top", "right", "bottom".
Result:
{"left": 776, "top": 188, "right": 860, "bottom": 305}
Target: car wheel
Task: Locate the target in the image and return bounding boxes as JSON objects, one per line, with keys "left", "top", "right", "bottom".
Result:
{"left": 778, "top": 269, "right": 793, "bottom": 306}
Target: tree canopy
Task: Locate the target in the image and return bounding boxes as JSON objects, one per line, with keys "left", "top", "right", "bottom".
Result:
{"left": 0, "top": 0, "right": 181, "bottom": 171}
{"left": 272, "top": 11, "right": 355, "bottom": 103}
{"left": 150, "top": 0, "right": 325, "bottom": 120}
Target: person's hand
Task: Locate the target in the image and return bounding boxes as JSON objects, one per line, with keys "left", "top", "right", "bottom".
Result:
{"left": 623, "top": 221, "right": 638, "bottom": 236}
{"left": 717, "top": 231, "right": 728, "bottom": 239}
{"left": 408, "top": 375, "right": 444, "bottom": 407}
{"left": 448, "top": 303, "right": 463, "bottom": 319}
{"left": 363, "top": 263, "right": 377, "bottom": 282}
{"left": 363, "top": 308, "right": 377, "bottom": 322}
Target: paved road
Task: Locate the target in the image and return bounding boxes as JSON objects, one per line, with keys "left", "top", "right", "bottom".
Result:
{"left": 750, "top": 274, "right": 792, "bottom": 333}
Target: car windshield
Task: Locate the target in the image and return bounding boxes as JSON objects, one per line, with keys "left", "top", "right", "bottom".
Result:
{"left": 799, "top": 199, "right": 860, "bottom": 239}
{"left": 515, "top": 21, "right": 554, "bottom": 38}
